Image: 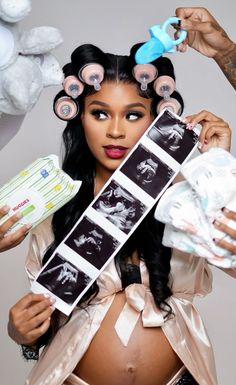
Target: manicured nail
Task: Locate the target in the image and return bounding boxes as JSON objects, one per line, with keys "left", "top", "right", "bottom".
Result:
{"left": 223, "top": 207, "right": 230, "bottom": 214}
{"left": 179, "top": 20, "right": 188, "bottom": 29}
{"left": 50, "top": 297, "right": 56, "bottom": 304}
{"left": 204, "top": 139, "right": 208, "bottom": 144}
{"left": 186, "top": 122, "right": 194, "bottom": 130}
{"left": 1, "top": 205, "right": 10, "bottom": 213}
{"left": 44, "top": 293, "right": 51, "bottom": 298}
{"left": 214, "top": 220, "right": 220, "bottom": 226}
{"left": 15, "top": 211, "right": 23, "bottom": 219}
{"left": 197, "top": 142, "right": 202, "bottom": 149}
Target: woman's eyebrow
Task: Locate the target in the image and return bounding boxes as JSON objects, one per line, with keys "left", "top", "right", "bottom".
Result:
{"left": 126, "top": 102, "right": 147, "bottom": 109}
{"left": 88, "top": 101, "right": 147, "bottom": 109}
{"left": 88, "top": 100, "right": 109, "bottom": 107}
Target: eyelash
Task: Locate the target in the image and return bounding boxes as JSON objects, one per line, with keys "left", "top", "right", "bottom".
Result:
{"left": 91, "top": 109, "right": 108, "bottom": 119}
{"left": 126, "top": 111, "right": 144, "bottom": 120}
{"left": 90, "top": 109, "right": 144, "bottom": 121}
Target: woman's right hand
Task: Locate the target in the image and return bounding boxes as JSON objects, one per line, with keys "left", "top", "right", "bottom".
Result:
{"left": 0, "top": 206, "right": 31, "bottom": 252}
{"left": 8, "top": 293, "right": 55, "bottom": 346}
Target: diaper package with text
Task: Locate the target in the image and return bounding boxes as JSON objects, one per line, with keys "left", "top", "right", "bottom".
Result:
{"left": 0, "top": 155, "right": 82, "bottom": 232}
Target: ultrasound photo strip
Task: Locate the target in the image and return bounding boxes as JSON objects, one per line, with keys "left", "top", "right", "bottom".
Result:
{"left": 31, "top": 109, "right": 199, "bottom": 315}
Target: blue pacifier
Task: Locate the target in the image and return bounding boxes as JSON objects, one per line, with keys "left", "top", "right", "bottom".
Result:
{"left": 135, "top": 16, "right": 187, "bottom": 64}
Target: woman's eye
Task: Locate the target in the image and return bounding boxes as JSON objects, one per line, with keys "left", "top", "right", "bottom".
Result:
{"left": 126, "top": 112, "right": 144, "bottom": 121}
{"left": 91, "top": 109, "right": 108, "bottom": 120}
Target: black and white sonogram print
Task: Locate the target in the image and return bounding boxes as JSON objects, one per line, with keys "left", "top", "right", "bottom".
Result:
{"left": 120, "top": 144, "right": 174, "bottom": 198}
{"left": 36, "top": 253, "right": 91, "bottom": 305}
{"left": 148, "top": 110, "right": 198, "bottom": 163}
{"left": 93, "top": 180, "right": 147, "bottom": 234}
{"left": 65, "top": 216, "right": 120, "bottom": 269}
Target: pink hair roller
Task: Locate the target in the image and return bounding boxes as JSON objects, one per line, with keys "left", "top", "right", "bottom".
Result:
{"left": 153, "top": 76, "right": 175, "bottom": 99}
{"left": 133, "top": 63, "right": 157, "bottom": 91}
{"left": 157, "top": 98, "right": 181, "bottom": 115}
{"left": 63, "top": 75, "right": 84, "bottom": 99}
{"left": 54, "top": 96, "right": 79, "bottom": 121}
{"left": 79, "top": 63, "right": 104, "bottom": 91}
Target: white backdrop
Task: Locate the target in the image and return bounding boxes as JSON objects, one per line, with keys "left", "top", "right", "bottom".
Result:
{"left": 0, "top": 1, "right": 235, "bottom": 384}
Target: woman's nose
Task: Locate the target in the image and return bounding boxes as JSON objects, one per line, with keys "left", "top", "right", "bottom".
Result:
{"left": 106, "top": 117, "right": 125, "bottom": 138}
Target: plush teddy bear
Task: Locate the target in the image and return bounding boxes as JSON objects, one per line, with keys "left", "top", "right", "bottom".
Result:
{"left": 0, "top": 0, "right": 63, "bottom": 115}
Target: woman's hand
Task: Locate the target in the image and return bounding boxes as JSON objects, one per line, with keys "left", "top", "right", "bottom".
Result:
{"left": 214, "top": 208, "right": 236, "bottom": 255}
{"left": 0, "top": 206, "right": 31, "bottom": 252}
{"left": 8, "top": 293, "right": 55, "bottom": 346}
{"left": 184, "top": 110, "right": 231, "bottom": 153}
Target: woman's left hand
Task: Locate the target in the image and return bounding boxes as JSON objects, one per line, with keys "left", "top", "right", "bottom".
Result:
{"left": 184, "top": 110, "right": 231, "bottom": 153}
{"left": 214, "top": 209, "right": 236, "bottom": 255}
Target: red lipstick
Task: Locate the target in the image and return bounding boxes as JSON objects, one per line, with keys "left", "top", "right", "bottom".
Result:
{"left": 103, "top": 145, "right": 128, "bottom": 159}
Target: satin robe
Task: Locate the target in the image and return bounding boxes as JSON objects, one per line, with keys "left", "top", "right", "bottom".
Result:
{"left": 23, "top": 217, "right": 236, "bottom": 385}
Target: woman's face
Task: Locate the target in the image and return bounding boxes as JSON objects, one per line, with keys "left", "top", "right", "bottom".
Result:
{"left": 81, "top": 81, "right": 153, "bottom": 179}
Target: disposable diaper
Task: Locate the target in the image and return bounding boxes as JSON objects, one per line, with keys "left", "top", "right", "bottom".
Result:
{"left": 155, "top": 148, "right": 236, "bottom": 268}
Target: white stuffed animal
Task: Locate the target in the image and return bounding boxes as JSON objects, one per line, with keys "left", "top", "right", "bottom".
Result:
{"left": 0, "top": 0, "right": 63, "bottom": 115}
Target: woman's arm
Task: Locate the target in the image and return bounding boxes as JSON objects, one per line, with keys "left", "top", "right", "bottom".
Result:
{"left": 8, "top": 218, "right": 55, "bottom": 358}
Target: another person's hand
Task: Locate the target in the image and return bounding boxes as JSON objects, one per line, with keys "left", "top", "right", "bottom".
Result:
{"left": 175, "top": 7, "right": 236, "bottom": 90}
{"left": 214, "top": 209, "right": 236, "bottom": 255}
{"left": 8, "top": 293, "right": 55, "bottom": 346}
{"left": 175, "top": 7, "right": 235, "bottom": 59}
{"left": 184, "top": 110, "right": 231, "bottom": 153}
{"left": 0, "top": 206, "right": 31, "bottom": 252}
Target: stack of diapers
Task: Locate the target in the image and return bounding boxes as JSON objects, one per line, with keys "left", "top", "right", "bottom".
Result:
{"left": 0, "top": 155, "right": 81, "bottom": 232}
{"left": 155, "top": 148, "right": 236, "bottom": 268}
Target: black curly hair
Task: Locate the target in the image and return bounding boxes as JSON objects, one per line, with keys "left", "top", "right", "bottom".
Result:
{"left": 40, "top": 43, "right": 184, "bottom": 346}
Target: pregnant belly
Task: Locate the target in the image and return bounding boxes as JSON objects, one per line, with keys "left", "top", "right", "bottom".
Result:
{"left": 74, "top": 291, "right": 183, "bottom": 385}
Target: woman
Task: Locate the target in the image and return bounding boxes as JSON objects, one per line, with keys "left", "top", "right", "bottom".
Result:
{"left": 7, "top": 43, "right": 235, "bottom": 385}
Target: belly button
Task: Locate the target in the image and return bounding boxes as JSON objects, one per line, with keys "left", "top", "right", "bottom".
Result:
{"left": 126, "top": 363, "right": 137, "bottom": 374}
